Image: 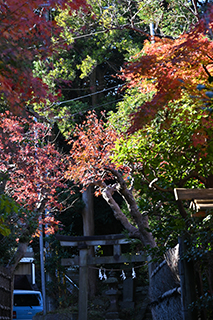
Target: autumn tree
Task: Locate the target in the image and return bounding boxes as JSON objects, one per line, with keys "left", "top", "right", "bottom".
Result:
{"left": 65, "top": 105, "right": 213, "bottom": 318}
{"left": 0, "top": 112, "right": 66, "bottom": 268}
{"left": 0, "top": 113, "right": 69, "bottom": 320}
{"left": 0, "top": 1, "right": 91, "bottom": 316}
{"left": 121, "top": 3, "right": 213, "bottom": 131}
{"left": 0, "top": 0, "right": 87, "bottom": 117}
{"left": 29, "top": 0, "right": 142, "bottom": 301}
{"left": 114, "top": 2, "right": 213, "bottom": 226}
{"left": 0, "top": 0, "right": 91, "bottom": 264}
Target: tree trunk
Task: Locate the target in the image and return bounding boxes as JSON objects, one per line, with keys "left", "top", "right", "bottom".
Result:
{"left": 90, "top": 68, "right": 97, "bottom": 106}
{"left": 82, "top": 186, "right": 96, "bottom": 298}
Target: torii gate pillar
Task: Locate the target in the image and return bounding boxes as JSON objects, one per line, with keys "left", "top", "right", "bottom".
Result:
{"left": 78, "top": 243, "right": 88, "bottom": 320}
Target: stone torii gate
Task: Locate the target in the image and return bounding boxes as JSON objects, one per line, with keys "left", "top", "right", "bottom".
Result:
{"left": 56, "top": 234, "right": 146, "bottom": 320}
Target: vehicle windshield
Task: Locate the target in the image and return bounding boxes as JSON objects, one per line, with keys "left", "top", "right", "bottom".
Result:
{"left": 14, "top": 294, "right": 41, "bottom": 306}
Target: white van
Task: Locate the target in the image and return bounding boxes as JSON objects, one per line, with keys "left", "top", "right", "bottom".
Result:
{"left": 13, "top": 290, "right": 43, "bottom": 320}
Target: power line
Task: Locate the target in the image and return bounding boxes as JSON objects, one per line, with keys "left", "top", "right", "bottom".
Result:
{"left": 57, "top": 85, "right": 121, "bottom": 104}
{"left": 71, "top": 97, "right": 124, "bottom": 115}
{"left": 53, "top": 97, "right": 124, "bottom": 120}
{"left": 45, "top": 84, "right": 123, "bottom": 111}
{"left": 71, "top": 29, "right": 110, "bottom": 40}
{"left": 55, "top": 21, "right": 144, "bottom": 44}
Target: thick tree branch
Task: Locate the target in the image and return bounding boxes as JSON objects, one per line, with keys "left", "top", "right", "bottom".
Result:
{"left": 101, "top": 183, "right": 141, "bottom": 239}
{"left": 191, "top": 0, "right": 199, "bottom": 17}
{"left": 105, "top": 167, "right": 157, "bottom": 248}
{"left": 7, "top": 242, "right": 28, "bottom": 273}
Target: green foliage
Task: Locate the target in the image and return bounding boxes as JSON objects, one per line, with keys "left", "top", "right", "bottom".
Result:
{"left": 33, "top": 0, "right": 146, "bottom": 131}
{"left": 184, "top": 215, "right": 213, "bottom": 262}
{"left": 54, "top": 2, "right": 143, "bottom": 77}
{"left": 77, "top": 55, "right": 97, "bottom": 79}
{"left": 0, "top": 194, "right": 38, "bottom": 265}
{"left": 108, "top": 87, "right": 153, "bottom": 132}
{"left": 53, "top": 100, "right": 89, "bottom": 137}
{"left": 110, "top": 93, "right": 213, "bottom": 188}
{"left": 108, "top": 82, "right": 213, "bottom": 311}
{"left": 0, "top": 194, "right": 19, "bottom": 237}
{"left": 108, "top": 90, "right": 213, "bottom": 257}
{"left": 138, "top": 0, "right": 165, "bottom": 24}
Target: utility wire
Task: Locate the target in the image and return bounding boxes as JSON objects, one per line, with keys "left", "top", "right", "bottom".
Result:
{"left": 71, "top": 29, "right": 110, "bottom": 40}
{"left": 72, "top": 97, "right": 123, "bottom": 116}
{"left": 56, "top": 85, "right": 121, "bottom": 104}
{"left": 55, "top": 21, "right": 144, "bottom": 44}
{"left": 52, "top": 97, "right": 124, "bottom": 121}
{"left": 44, "top": 84, "right": 124, "bottom": 111}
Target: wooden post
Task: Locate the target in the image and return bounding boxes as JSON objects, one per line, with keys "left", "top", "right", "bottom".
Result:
{"left": 179, "top": 235, "right": 198, "bottom": 320}
{"left": 113, "top": 244, "right": 121, "bottom": 258}
{"left": 82, "top": 186, "right": 94, "bottom": 237}
{"left": 82, "top": 186, "right": 96, "bottom": 297}
{"left": 78, "top": 244, "right": 88, "bottom": 320}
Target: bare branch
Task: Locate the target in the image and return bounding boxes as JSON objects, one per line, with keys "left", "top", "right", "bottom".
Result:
{"left": 140, "top": 168, "right": 173, "bottom": 193}
{"left": 191, "top": 0, "right": 199, "bottom": 17}
{"left": 176, "top": 0, "right": 199, "bottom": 20}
